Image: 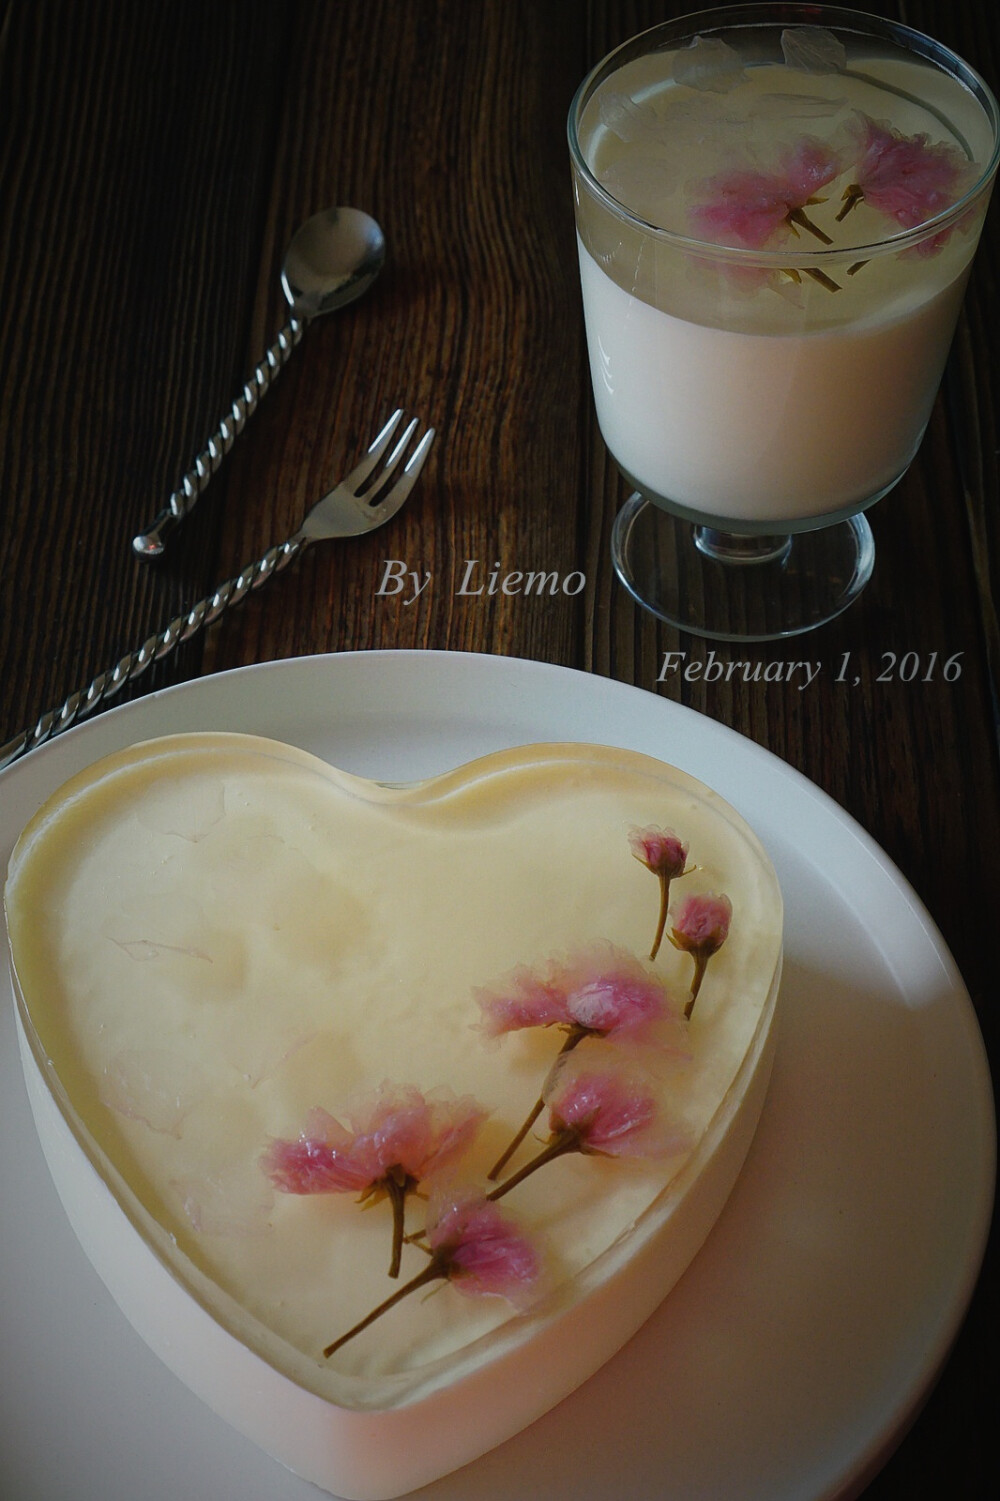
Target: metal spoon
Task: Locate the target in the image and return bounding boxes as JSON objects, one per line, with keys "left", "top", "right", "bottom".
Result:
{"left": 132, "top": 206, "right": 386, "bottom": 558}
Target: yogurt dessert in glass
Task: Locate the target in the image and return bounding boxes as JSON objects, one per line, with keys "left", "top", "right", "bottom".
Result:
{"left": 569, "top": 5, "right": 998, "bottom": 638}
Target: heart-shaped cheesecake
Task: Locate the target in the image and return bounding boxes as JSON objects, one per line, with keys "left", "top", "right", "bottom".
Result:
{"left": 5, "top": 734, "right": 782, "bottom": 1499}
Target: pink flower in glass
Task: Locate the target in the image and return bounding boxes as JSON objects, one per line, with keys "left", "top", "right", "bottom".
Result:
{"left": 690, "top": 138, "right": 843, "bottom": 249}
{"left": 839, "top": 114, "right": 972, "bottom": 232}
{"left": 629, "top": 825, "right": 690, "bottom": 959}
{"left": 262, "top": 1084, "right": 486, "bottom": 1276}
{"left": 670, "top": 891, "right": 733, "bottom": 1017}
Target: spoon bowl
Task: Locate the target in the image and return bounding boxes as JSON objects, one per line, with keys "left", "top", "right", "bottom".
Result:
{"left": 282, "top": 206, "right": 386, "bottom": 318}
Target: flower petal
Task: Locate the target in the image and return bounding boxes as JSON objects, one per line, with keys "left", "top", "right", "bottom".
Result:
{"left": 628, "top": 824, "right": 689, "bottom": 878}
{"left": 427, "top": 1189, "right": 541, "bottom": 1304}
{"left": 671, "top": 892, "right": 732, "bottom": 955}
{"left": 476, "top": 966, "right": 572, "bottom": 1036}
{"left": 261, "top": 1107, "right": 380, "bottom": 1194}
{"left": 690, "top": 137, "right": 843, "bottom": 248}
{"left": 849, "top": 113, "right": 973, "bottom": 230}
{"left": 546, "top": 1068, "right": 688, "bottom": 1159}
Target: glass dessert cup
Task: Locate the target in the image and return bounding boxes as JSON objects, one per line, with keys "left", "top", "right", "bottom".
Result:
{"left": 569, "top": 4, "right": 999, "bottom": 640}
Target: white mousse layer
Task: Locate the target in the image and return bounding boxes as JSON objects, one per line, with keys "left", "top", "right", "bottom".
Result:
{"left": 6, "top": 734, "right": 782, "bottom": 1499}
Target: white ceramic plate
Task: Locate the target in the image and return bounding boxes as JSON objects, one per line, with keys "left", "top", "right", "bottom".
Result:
{"left": 0, "top": 651, "right": 993, "bottom": 1501}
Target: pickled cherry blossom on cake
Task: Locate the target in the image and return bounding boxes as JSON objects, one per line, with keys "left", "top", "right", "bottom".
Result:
{"left": 629, "top": 825, "right": 689, "bottom": 880}
{"left": 426, "top": 1188, "right": 542, "bottom": 1304}
{"left": 489, "top": 1067, "right": 690, "bottom": 1200}
{"left": 671, "top": 891, "right": 732, "bottom": 949}
{"left": 322, "top": 1190, "right": 541, "bottom": 1357}
{"left": 690, "top": 137, "right": 844, "bottom": 249}
{"left": 262, "top": 1083, "right": 486, "bottom": 1276}
{"left": 629, "top": 825, "right": 690, "bottom": 960}
{"left": 670, "top": 892, "right": 733, "bottom": 1018}
{"left": 262, "top": 1105, "right": 379, "bottom": 1194}
{"left": 544, "top": 1068, "right": 687, "bottom": 1159}
{"left": 477, "top": 943, "right": 676, "bottom": 1042}
{"left": 262, "top": 1084, "right": 485, "bottom": 1194}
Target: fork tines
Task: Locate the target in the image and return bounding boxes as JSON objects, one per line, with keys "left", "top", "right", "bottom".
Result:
{"left": 350, "top": 409, "right": 435, "bottom": 509}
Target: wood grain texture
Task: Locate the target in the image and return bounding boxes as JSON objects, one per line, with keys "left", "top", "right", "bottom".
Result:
{"left": 0, "top": 3, "right": 996, "bottom": 1496}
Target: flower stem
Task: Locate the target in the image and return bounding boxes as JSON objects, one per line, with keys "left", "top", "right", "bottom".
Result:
{"left": 650, "top": 874, "right": 671, "bottom": 960}
{"left": 684, "top": 954, "right": 709, "bottom": 1020}
{"left": 385, "top": 1173, "right": 410, "bottom": 1278}
{"left": 487, "top": 1029, "right": 586, "bottom": 1180}
{"left": 487, "top": 1096, "right": 544, "bottom": 1181}
{"left": 836, "top": 184, "right": 864, "bottom": 222}
{"left": 786, "top": 206, "right": 833, "bottom": 245}
{"left": 323, "top": 1258, "right": 445, "bottom": 1358}
{"left": 801, "top": 266, "right": 841, "bottom": 293}
{"left": 488, "top": 1130, "right": 578, "bottom": 1201}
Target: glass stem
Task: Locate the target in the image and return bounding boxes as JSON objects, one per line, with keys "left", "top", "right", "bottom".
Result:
{"left": 694, "top": 527, "right": 792, "bottom": 566}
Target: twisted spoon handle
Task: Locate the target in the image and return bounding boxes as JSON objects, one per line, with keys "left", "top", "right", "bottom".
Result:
{"left": 0, "top": 536, "right": 310, "bottom": 773}
{"left": 132, "top": 314, "right": 307, "bottom": 558}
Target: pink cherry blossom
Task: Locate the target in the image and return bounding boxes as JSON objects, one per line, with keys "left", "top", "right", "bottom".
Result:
{"left": 322, "top": 1190, "right": 541, "bottom": 1356}
{"left": 426, "top": 1188, "right": 541, "bottom": 1304}
{"left": 562, "top": 946, "right": 674, "bottom": 1036}
{"left": 262, "top": 1083, "right": 486, "bottom": 1277}
{"left": 671, "top": 891, "right": 732, "bottom": 953}
{"left": 489, "top": 1067, "right": 689, "bottom": 1198}
{"left": 262, "top": 1084, "right": 485, "bottom": 1195}
{"left": 629, "top": 825, "right": 690, "bottom": 960}
{"left": 670, "top": 891, "right": 733, "bottom": 1017}
{"left": 545, "top": 1068, "right": 683, "bottom": 1159}
{"left": 482, "top": 946, "right": 682, "bottom": 1181}
{"left": 262, "top": 1104, "right": 380, "bottom": 1194}
{"left": 477, "top": 944, "right": 675, "bottom": 1042}
{"left": 475, "top": 965, "right": 573, "bottom": 1037}
{"left": 839, "top": 114, "right": 973, "bottom": 232}
{"left": 628, "top": 825, "right": 689, "bottom": 879}
{"left": 690, "top": 137, "right": 844, "bottom": 249}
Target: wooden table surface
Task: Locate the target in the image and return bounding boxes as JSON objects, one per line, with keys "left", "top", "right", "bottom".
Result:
{"left": 0, "top": 2, "right": 996, "bottom": 1497}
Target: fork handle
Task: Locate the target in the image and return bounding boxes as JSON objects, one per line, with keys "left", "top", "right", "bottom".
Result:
{"left": 132, "top": 314, "right": 308, "bottom": 559}
{"left": 0, "top": 536, "right": 310, "bottom": 773}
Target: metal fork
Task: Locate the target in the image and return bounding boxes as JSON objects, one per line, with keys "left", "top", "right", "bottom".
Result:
{"left": 0, "top": 410, "right": 433, "bottom": 773}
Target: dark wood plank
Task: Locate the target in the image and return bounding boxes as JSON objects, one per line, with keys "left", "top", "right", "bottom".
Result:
{"left": 0, "top": 0, "right": 296, "bottom": 736}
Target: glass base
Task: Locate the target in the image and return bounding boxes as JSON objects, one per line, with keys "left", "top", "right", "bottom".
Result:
{"left": 612, "top": 493, "right": 875, "bottom": 641}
